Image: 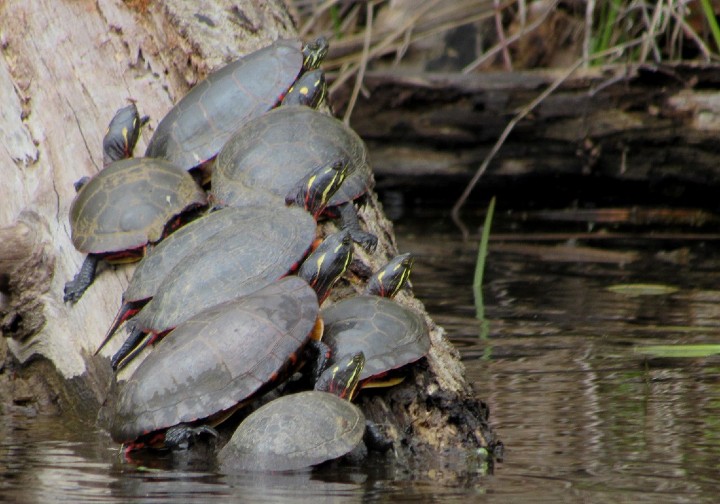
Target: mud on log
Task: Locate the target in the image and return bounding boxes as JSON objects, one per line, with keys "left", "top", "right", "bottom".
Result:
{"left": 0, "top": 0, "right": 499, "bottom": 470}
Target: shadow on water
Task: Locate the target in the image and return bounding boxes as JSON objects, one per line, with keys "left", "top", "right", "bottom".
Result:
{"left": 4, "top": 195, "right": 720, "bottom": 502}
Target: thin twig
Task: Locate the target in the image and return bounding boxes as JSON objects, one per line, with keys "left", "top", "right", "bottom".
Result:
{"left": 584, "top": 0, "right": 594, "bottom": 68}
{"left": 451, "top": 36, "right": 649, "bottom": 237}
{"left": 451, "top": 59, "right": 583, "bottom": 238}
{"left": 462, "top": 0, "right": 557, "bottom": 74}
{"left": 343, "top": 1, "right": 374, "bottom": 124}
{"left": 494, "top": 0, "right": 512, "bottom": 70}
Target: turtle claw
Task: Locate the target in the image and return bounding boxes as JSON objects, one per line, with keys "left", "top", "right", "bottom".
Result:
{"left": 351, "top": 229, "right": 377, "bottom": 252}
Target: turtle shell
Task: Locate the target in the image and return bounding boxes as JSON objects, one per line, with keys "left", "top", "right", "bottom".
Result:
{"left": 123, "top": 207, "right": 268, "bottom": 304}
{"left": 218, "top": 390, "right": 365, "bottom": 472}
{"left": 110, "top": 276, "right": 319, "bottom": 444}
{"left": 321, "top": 296, "right": 430, "bottom": 383}
{"left": 211, "top": 106, "right": 374, "bottom": 209}
{"left": 145, "top": 39, "right": 304, "bottom": 171}
{"left": 69, "top": 158, "right": 206, "bottom": 254}
{"left": 131, "top": 205, "right": 316, "bottom": 334}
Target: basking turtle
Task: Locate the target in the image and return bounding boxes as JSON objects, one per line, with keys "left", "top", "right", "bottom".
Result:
{"left": 211, "top": 106, "right": 377, "bottom": 250}
{"left": 218, "top": 353, "right": 366, "bottom": 472}
{"left": 110, "top": 276, "right": 340, "bottom": 452}
{"left": 321, "top": 253, "right": 430, "bottom": 388}
{"left": 112, "top": 229, "right": 354, "bottom": 371}
{"left": 64, "top": 104, "right": 206, "bottom": 303}
{"left": 104, "top": 157, "right": 351, "bottom": 369}
{"left": 95, "top": 205, "right": 315, "bottom": 356}
{"left": 144, "top": 37, "right": 328, "bottom": 173}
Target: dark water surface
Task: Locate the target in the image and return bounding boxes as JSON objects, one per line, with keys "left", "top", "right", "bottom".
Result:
{"left": 3, "top": 203, "right": 720, "bottom": 502}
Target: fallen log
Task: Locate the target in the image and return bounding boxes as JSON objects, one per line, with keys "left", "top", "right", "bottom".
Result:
{"left": 0, "top": 0, "right": 500, "bottom": 471}
{"left": 339, "top": 65, "right": 720, "bottom": 203}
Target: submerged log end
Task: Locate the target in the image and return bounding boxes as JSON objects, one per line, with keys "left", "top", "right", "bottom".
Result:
{"left": 353, "top": 196, "right": 502, "bottom": 472}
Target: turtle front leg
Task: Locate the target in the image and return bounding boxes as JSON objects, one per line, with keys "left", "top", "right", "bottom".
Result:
{"left": 164, "top": 423, "right": 219, "bottom": 451}
{"left": 63, "top": 254, "right": 100, "bottom": 303}
{"left": 336, "top": 202, "right": 377, "bottom": 251}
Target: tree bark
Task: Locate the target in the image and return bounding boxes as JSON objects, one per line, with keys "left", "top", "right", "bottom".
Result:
{"left": 0, "top": 0, "right": 499, "bottom": 469}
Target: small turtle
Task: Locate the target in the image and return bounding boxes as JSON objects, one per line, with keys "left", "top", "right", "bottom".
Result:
{"left": 322, "top": 253, "right": 431, "bottom": 388}
{"left": 218, "top": 352, "right": 367, "bottom": 472}
{"left": 64, "top": 104, "right": 206, "bottom": 303}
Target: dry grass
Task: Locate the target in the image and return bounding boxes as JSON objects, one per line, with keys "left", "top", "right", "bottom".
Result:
{"left": 290, "top": 0, "right": 720, "bottom": 91}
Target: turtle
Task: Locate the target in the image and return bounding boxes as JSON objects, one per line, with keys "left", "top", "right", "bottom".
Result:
{"left": 95, "top": 205, "right": 316, "bottom": 357}
{"left": 321, "top": 253, "right": 431, "bottom": 388}
{"left": 111, "top": 228, "right": 354, "bottom": 371}
{"left": 110, "top": 276, "right": 339, "bottom": 453}
{"left": 103, "top": 157, "right": 351, "bottom": 369}
{"left": 211, "top": 106, "right": 378, "bottom": 250}
{"left": 218, "top": 352, "right": 367, "bottom": 472}
{"left": 144, "top": 37, "right": 328, "bottom": 174}
{"left": 101, "top": 102, "right": 149, "bottom": 167}
{"left": 63, "top": 104, "right": 207, "bottom": 304}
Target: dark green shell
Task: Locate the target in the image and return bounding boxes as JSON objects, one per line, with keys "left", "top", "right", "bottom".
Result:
{"left": 145, "top": 39, "right": 304, "bottom": 171}
{"left": 321, "top": 296, "right": 430, "bottom": 382}
{"left": 211, "top": 106, "right": 373, "bottom": 208}
{"left": 69, "top": 158, "right": 206, "bottom": 254}
{"left": 218, "top": 390, "right": 365, "bottom": 472}
{"left": 124, "top": 207, "right": 274, "bottom": 303}
{"left": 111, "top": 277, "right": 319, "bottom": 443}
{"left": 131, "top": 205, "right": 316, "bottom": 334}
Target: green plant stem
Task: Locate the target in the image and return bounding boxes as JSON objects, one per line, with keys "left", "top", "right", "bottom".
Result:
{"left": 699, "top": 0, "right": 720, "bottom": 53}
{"left": 474, "top": 197, "right": 495, "bottom": 338}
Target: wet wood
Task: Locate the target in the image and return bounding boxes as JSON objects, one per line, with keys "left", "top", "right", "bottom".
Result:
{"left": 339, "top": 64, "right": 720, "bottom": 190}
{"left": 0, "top": 0, "right": 499, "bottom": 469}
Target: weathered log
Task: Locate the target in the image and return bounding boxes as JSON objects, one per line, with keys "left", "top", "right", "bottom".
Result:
{"left": 0, "top": 0, "right": 499, "bottom": 470}
{"left": 338, "top": 65, "right": 720, "bottom": 195}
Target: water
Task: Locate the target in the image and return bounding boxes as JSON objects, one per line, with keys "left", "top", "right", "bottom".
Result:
{"left": 3, "top": 201, "right": 720, "bottom": 502}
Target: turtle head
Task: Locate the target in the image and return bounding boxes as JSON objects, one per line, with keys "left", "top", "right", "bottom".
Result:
{"left": 315, "top": 351, "right": 365, "bottom": 400}
{"left": 281, "top": 69, "right": 327, "bottom": 109}
{"left": 102, "top": 103, "right": 149, "bottom": 166}
{"left": 302, "top": 36, "right": 329, "bottom": 71}
{"left": 298, "top": 230, "right": 353, "bottom": 303}
{"left": 285, "top": 158, "right": 350, "bottom": 219}
{"left": 364, "top": 253, "right": 414, "bottom": 298}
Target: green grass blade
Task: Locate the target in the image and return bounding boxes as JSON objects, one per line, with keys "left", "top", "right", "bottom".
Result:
{"left": 474, "top": 197, "right": 495, "bottom": 338}
{"left": 635, "top": 344, "right": 720, "bottom": 358}
{"left": 699, "top": 0, "right": 720, "bottom": 54}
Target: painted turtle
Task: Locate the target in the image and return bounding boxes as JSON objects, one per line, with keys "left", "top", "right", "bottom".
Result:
{"left": 112, "top": 229, "right": 354, "bottom": 371}
{"left": 98, "top": 155, "right": 349, "bottom": 354}
{"left": 110, "top": 276, "right": 328, "bottom": 452}
{"left": 64, "top": 105, "right": 207, "bottom": 303}
{"left": 144, "top": 37, "right": 328, "bottom": 173}
{"left": 211, "top": 106, "right": 377, "bottom": 250}
{"left": 218, "top": 353, "right": 367, "bottom": 472}
{"left": 102, "top": 103, "right": 148, "bottom": 166}
{"left": 95, "top": 205, "right": 314, "bottom": 356}
{"left": 321, "top": 253, "right": 430, "bottom": 387}
{"left": 105, "top": 157, "right": 351, "bottom": 369}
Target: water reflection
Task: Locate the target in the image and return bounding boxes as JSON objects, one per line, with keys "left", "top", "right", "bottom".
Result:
{"left": 395, "top": 208, "right": 720, "bottom": 502}
{"left": 3, "top": 206, "right": 720, "bottom": 502}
